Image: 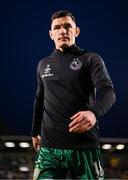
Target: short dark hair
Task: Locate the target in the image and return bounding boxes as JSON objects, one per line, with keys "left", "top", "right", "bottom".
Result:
{"left": 51, "top": 10, "right": 76, "bottom": 23}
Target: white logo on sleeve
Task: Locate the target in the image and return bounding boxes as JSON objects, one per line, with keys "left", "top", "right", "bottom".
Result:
{"left": 70, "top": 58, "right": 82, "bottom": 70}
{"left": 42, "top": 64, "right": 54, "bottom": 78}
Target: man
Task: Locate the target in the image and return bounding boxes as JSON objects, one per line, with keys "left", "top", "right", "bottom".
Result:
{"left": 32, "top": 10, "right": 116, "bottom": 179}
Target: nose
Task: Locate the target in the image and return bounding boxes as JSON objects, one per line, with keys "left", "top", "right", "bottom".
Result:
{"left": 59, "top": 26, "right": 66, "bottom": 34}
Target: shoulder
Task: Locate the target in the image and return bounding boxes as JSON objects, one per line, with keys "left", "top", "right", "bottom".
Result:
{"left": 38, "top": 56, "right": 50, "bottom": 64}
{"left": 82, "top": 51, "right": 102, "bottom": 59}
{"left": 81, "top": 51, "right": 105, "bottom": 65}
{"left": 37, "top": 55, "right": 52, "bottom": 68}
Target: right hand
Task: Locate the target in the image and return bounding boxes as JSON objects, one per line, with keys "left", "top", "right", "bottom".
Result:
{"left": 32, "top": 135, "right": 41, "bottom": 152}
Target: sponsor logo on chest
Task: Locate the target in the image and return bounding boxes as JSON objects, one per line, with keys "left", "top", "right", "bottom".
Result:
{"left": 42, "top": 64, "right": 54, "bottom": 78}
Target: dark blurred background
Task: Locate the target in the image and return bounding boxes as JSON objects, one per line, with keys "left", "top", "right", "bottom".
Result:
{"left": 0, "top": 1, "right": 128, "bottom": 179}
{"left": 0, "top": 0, "right": 128, "bottom": 137}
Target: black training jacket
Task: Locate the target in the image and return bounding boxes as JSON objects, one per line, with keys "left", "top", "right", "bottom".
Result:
{"left": 32, "top": 44, "right": 116, "bottom": 149}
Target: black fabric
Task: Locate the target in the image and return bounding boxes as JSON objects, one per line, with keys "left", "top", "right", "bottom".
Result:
{"left": 32, "top": 45, "right": 116, "bottom": 148}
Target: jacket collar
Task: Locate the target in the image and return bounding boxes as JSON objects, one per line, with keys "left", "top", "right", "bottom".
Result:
{"left": 51, "top": 44, "right": 87, "bottom": 56}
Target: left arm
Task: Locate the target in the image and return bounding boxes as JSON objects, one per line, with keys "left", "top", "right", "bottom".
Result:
{"left": 69, "top": 54, "right": 116, "bottom": 133}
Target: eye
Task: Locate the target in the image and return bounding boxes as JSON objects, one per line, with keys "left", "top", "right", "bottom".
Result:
{"left": 63, "top": 24, "right": 72, "bottom": 29}
{"left": 53, "top": 25, "right": 61, "bottom": 30}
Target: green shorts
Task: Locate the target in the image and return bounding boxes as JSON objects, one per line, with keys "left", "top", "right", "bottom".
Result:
{"left": 33, "top": 147, "right": 104, "bottom": 180}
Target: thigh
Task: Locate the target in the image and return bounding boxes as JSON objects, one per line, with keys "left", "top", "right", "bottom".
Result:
{"left": 70, "top": 149, "right": 104, "bottom": 180}
{"left": 33, "top": 147, "right": 68, "bottom": 179}
{"left": 33, "top": 168, "right": 68, "bottom": 179}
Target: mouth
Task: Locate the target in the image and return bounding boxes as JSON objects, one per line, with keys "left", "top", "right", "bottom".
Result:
{"left": 58, "top": 37, "right": 69, "bottom": 41}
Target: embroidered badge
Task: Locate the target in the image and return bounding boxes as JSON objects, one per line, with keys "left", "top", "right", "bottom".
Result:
{"left": 70, "top": 58, "right": 82, "bottom": 70}
{"left": 42, "top": 64, "right": 54, "bottom": 78}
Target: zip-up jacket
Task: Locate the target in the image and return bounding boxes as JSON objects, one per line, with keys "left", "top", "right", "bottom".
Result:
{"left": 32, "top": 45, "right": 116, "bottom": 148}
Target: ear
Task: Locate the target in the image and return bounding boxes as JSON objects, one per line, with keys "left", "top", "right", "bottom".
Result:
{"left": 49, "top": 30, "right": 54, "bottom": 40}
{"left": 75, "top": 27, "right": 80, "bottom": 37}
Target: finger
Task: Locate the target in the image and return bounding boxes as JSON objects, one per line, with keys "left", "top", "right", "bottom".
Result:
{"left": 70, "top": 112, "right": 81, "bottom": 120}
{"left": 86, "top": 124, "right": 93, "bottom": 131}
{"left": 72, "top": 122, "right": 92, "bottom": 133}
{"left": 69, "top": 123, "right": 81, "bottom": 132}
{"left": 33, "top": 141, "right": 40, "bottom": 152}
{"left": 37, "top": 144, "right": 40, "bottom": 151}
{"left": 69, "top": 116, "right": 83, "bottom": 128}
{"left": 70, "top": 123, "right": 87, "bottom": 133}
{"left": 35, "top": 144, "right": 40, "bottom": 152}
{"left": 80, "top": 123, "right": 92, "bottom": 133}
{"left": 69, "top": 115, "right": 88, "bottom": 128}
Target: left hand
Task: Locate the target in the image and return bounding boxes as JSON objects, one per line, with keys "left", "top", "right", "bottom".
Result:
{"left": 69, "top": 111, "right": 96, "bottom": 133}
{"left": 32, "top": 135, "right": 41, "bottom": 152}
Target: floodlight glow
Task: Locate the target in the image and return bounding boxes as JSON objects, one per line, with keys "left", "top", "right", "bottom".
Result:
{"left": 19, "top": 142, "right": 30, "bottom": 148}
{"left": 116, "top": 144, "right": 125, "bottom": 150}
{"left": 4, "top": 142, "right": 15, "bottom": 148}
{"left": 19, "top": 166, "right": 29, "bottom": 172}
{"left": 102, "top": 144, "right": 112, "bottom": 150}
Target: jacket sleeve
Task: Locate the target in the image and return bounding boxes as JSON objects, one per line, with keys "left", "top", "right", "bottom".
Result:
{"left": 88, "top": 54, "right": 116, "bottom": 118}
{"left": 31, "top": 61, "right": 44, "bottom": 137}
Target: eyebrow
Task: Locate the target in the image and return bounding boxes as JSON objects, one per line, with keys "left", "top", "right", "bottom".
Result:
{"left": 53, "top": 23, "right": 73, "bottom": 29}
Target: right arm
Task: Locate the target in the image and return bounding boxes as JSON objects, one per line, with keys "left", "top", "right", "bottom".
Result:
{"left": 31, "top": 62, "right": 44, "bottom": 151}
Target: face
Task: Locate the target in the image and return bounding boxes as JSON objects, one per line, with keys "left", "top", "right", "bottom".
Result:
{"left": 49, "top": 16, "right": 80, "bottom": 51}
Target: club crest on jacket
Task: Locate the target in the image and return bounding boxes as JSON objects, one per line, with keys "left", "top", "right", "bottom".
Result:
{"left": 70, "top": 58, "right": 82, "bottom": 70}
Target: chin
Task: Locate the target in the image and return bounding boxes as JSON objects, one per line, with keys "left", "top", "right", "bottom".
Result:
{"left": 60, "top": 43, "right": 70, "bottom": 50}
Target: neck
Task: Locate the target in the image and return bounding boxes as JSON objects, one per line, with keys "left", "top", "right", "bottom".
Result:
{"left": 56, "top": 44, "right": 75, "bottom": 52}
